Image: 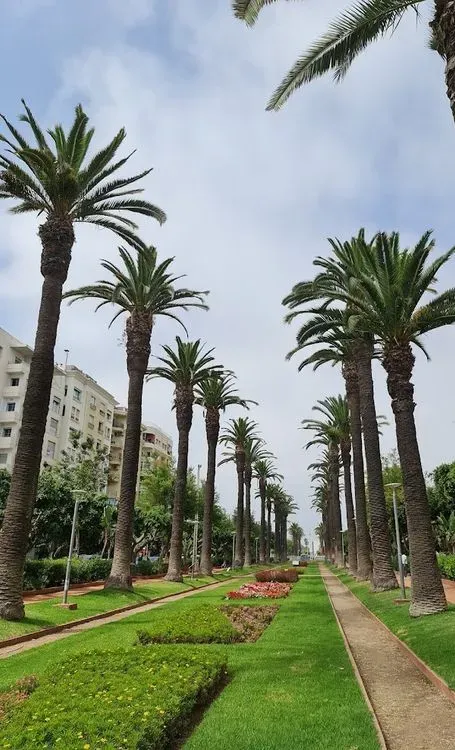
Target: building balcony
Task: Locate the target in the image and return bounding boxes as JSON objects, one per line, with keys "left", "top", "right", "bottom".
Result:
{"left": 3, "top": 386, "right": 21, "bottom": 398}
{"left": 6, "top": 362, "right": 25, "bottom": 374}
{"left": 0, "top": 436, "right": 12, "bottom": 449}
{"left": 0, "top": 411, "right": 18, "bottom": 423}
{"left": 109, "top": 455, "right": 121, "bottom": 466}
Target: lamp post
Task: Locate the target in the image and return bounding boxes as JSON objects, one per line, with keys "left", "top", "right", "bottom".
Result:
{"left": 386, "top": 482, "right": 406, "bottom": 600}
{"left": 61, "top": 489, "right": 85, "bottom": 607}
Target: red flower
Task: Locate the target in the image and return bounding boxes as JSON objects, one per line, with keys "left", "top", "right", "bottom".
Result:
{"left": 226, "top": 581, "right": 291, "bottom": 600}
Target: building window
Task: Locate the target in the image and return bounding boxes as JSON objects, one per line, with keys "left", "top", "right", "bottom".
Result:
{"left": 106, "top": 411, "right": 112, "bottom": 421}
{"left": 0, "top": 453, "right": 7, "bottom": 464}
{"left": 49, "top": 418, "right": 58, "bottom": 436}
{"left": 46, "top": 441, "right": 56, "bottom": 459}
{"left": 104, "top": 427, "right": 110, "bottom": 439}
{"left": 6, "top": 402, "right": 15, "bottom": 412}
{"left": 10, "top": 378, "right": 20, "bottom": 387}
{"left": 14, "top": 357, "right": 22, "bottom": 364}
{"left": 71, "top": 406, "right": 80, "bottom": 423}
{"left": 90, "top": 395, "right": 96, "bottom": 410}
{"left": 2, "top": 428, "right": 11, "bottom": 438}
{"left": 98, "top": 421, "right": 103, "bottom": 433}
{"left": 64, "top": 385, "right": 68, "bottom": 396}
{"left": 52, "top": 397, "right": 61, "bottom": 414}
{"left": 96, "top": 441, "right": 101, "bottom": 449}
{"left": 88, "top": 421, "right": 94, "bottom": 431}
{"left": 143, "top": 432, "right": 155, "bottom": 444}
{"left": 62, "top": 405, "right": 66, "bottom": 417}
{"left": 73, "top": 388, "right": 82, "bottom": 402}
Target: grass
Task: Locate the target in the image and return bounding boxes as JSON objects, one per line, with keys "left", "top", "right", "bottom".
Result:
{"left": 0, "top": 646, "right": 227, "bottom": 750}
{"left": 0, "top": 570, "right": 380, "bottom": 749}
{"left": 137, "top": 602, "right": 240, "bottom": 644}
{"left": 333, "top": 567, "right": 455, "bottom": 690}
{"left": 0, "top": 569, "right": 259, "bottom": 642}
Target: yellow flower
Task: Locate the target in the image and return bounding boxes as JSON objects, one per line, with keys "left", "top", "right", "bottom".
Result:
{"left": 83, "top": 744, "right": 91, "bottom": 750}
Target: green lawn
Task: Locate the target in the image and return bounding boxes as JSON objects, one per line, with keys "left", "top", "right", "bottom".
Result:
{"left": 0, "top": 569, "right": 261, "bottom": 643}
{"left": 334, "top": 568, "right": 455, "bottom": 690}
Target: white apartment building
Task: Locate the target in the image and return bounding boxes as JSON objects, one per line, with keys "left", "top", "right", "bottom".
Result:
{"left": 107, "top": 410, "right": 173, "bottom": 500}
{"left": 0, "top": 327, "right": 173, "bottom": 491}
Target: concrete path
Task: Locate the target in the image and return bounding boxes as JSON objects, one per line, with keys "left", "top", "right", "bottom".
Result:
{"left": 322, "top": 567, "right": 455, "bottom": 750}
{"left": 0, "top": 578, "right": 234, "bottom": 660}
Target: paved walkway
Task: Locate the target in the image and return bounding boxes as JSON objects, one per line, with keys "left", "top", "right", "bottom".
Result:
{"left": 0, "top": 578, "right": 234, "bottom": 660}
{"left": 322, "top": 567, "right": 455, "bottom": 749}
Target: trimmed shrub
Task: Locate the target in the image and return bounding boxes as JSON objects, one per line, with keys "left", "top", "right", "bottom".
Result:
{"left": 132, "top": 558, "right": 164, "bottom": 576}
{"left": 438, "top": 553, "right": 455, "bottom": 580}
{"left": 255, "top": 568, "right": 298, "bottom": 583}
{"left": 23, "top": 557, "right": 112, "bottom": 590}
{"left": 137, "top": 603, "right": 240, "bottom": 644}
{"left": 0, "top": 646, "right": 227, "bottom": 749}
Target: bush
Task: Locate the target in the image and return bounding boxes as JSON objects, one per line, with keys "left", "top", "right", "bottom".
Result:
{"left": 0, "top": 646, "right": 227, "bottom": 749}
{"left": 23, "top": 557, "right": 112, "bottom": 590}
{"left": 438, "top": 553, "right": 455, "bottom": 580}
{"left": 255, "top": 568, "right": 298, "bottom": 583}
{"left": 132, "top": 558, "right": 163, "bottom": 576}
{"left": 137, "top": 603, "right": 240, "bottom": 644}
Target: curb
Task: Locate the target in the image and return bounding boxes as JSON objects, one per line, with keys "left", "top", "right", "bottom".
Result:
{"left": 321, "top": 571, "right": 388, "bottom": 750}
{"left": 327, "top": 567, "right": 455, "bottom": 708}
{"left": 0, "top": 575, "right": 248, "bottom": 652}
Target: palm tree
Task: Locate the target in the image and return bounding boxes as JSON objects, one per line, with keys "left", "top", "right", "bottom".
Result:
{"left": 149, "top": 338, "right": 222, "bottom": 582}
{"left": 253, "top": 459, "right": 283, "bottom": 562}
{"left": 220, "top": 417, "right": 260, "bottom": 566}
{"left": 243, "top": 438, "right": 271, "bottom": 565}
{"left": 289, "top": 522, "right": 303, "bottom": 556}
{"left": 273, "top": 490, "right": 297, "bottom": 561}
{"left": 336, "top": 230, "right": 455, "bottom": 615}
{"left": 64, "top": 246, "right": 207, "bottom": 589}
{"left": 0, "top": 102, "right": 166, "bottom": 620}
{"left": 233, "top": 1, "right": 455, "bottom": 124}
{"left": 194, "top": 372, "right": 255, "bottom": 575}
{"left": 283, "top": 232, "right": 397, "bottom": 590}
{"left": 286, "top": 322, "right": 372, "bottom": 579}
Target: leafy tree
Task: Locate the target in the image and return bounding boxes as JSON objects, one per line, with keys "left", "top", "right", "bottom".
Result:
{"left": 0, "top": 102, "right": 166, "bottom": 621}
{"left": 65, "top": 246, "right": 207, "bottom": 589}
{"left": 139, "top": 458, "right": 175, "bottom": 511}
{"left": 149, "top": 338, "right": 222, "bottom": 581}
{"left": 232, "top": 0, "right": 455, "bottom": 125}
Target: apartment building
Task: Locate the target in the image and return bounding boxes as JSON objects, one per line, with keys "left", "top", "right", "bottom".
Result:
{"left": 107, "top": 412, "right": 173, "bottom": 500}
{"left": 0, "top": 327, "right": 173, "bottom": 494}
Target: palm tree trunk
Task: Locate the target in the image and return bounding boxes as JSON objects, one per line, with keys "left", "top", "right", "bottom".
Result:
{"left": 432, "top": 1, "right": 455, "bottom": 124}
{"left": 343, "top": 359, "right": 372, "bottom": 580}
{"left": 274, "top": 508, "right": 280, "bottom": 562}
{"left": 200, "top": 408, "right": 219, "bottom": 575}
{"left": 280, "top": 515, "right": 288, "bottom": 562}
{"left": 354, "top": 341, "right": 397, "bottom": 591}
{"left": 341, "top": 440, "right": 357, "bottom": 575}
{"left": 259, "top": 479, "right": 266, "bottom": 563}
{"left": 266, "top": 500, "right": 272, "bottom": 562}
{"left": 244, "top": 466, "right": 252, "bottom": 566}
{"left": 328, "top": 443, "right": 343, "bottom": 566}
{"left": 234, "top": 450, "right": 245, "bottom": 567}
{"left": 166, "top": 387, "right": 193, "bottom": 582}
{"left": 384, "top": 343, "right": 446, "bottom": 616}
{"left": 0, "top": 216, "right": 74, "bottom": 620}
{"left": 106, "top": 316, "right": 150, "bottom": 589}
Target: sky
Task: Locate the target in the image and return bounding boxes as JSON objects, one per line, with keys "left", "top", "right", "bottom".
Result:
{"left": 1, "top": 0, "right": 455, "bottom": 543}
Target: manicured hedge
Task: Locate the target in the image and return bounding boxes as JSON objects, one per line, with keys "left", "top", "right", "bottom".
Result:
{"left": 23, "top": 557, "right": 113, "bottom": 590}
{"left": 0, "top": 646, "right": 227, "bottom": 749}
{"left": 255, "top": 568, "right": 298, "bottom": 583}
{"left": 437, "top": 553, "right": 455, "bottom": 580}
{"left": 137, "top": 603, "right": 240, "bottom": 645}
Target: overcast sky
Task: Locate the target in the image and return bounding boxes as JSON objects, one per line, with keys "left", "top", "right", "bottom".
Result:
{"left": 1, "top": 0, "right": 455, "bottom": 542}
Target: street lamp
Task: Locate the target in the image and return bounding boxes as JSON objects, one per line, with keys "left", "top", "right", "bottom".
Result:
{"left": 61, "top": 489, "right": 85, "bottom": 607}
{"left": 385, "top": 482, "right": 406, "bottom": 600}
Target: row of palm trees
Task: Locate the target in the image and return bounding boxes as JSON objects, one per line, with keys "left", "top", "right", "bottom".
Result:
{"left": 283, "top": 229, "right": 455, "bottom": 617}
{"left": 0, "top": 103, "right": 298, "bottom": 620}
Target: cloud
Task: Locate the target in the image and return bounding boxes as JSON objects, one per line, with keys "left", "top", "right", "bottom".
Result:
{"left": 1, "top": 0, "right": 455, "bottom": 539}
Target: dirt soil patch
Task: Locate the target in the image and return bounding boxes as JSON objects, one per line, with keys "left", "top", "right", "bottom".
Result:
{"left": 220, "top": 605, "right": 278, "bottom": 642}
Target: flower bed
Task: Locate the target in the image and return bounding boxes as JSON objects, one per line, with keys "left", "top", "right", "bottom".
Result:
{"left": 226, "top": 581, "right": 292, "bottom": 599}
{"left": 0, "top": 647, "right": 227, "bottom": 749}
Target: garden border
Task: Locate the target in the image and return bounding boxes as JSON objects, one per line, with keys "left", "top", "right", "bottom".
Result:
{"left": 328, "top": 566, "right": 455, "bottom": 708}
{"left": 321, "top": 571, "right": 388, "bottom": 750}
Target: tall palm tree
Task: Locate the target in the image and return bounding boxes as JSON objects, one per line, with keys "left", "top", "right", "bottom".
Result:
{"left": 273, "top": 490, "right": 297, "bottom": 561}
{"left": 64, "top": 246, "right": 207, "bottom": 589}
{"left": 233, "top": 1, "right": 455, "bottom": 124}
{"left": 149, "top": 338, "right": 222, "bottom": 582}
{"left": 289, "top": 521, "right": 303, "bottom": 556}
{"left": 253, "top": 459, "right": 283, "bottom": 562}
{"left": 286, "top": 321, "right": 372, "bottom": 579}
{"left": 0, "top": 102, "right": 166, "bottom": 620}
{"left": 243, "top": 438, "right": 271, "bottom": 566}
{"left": 283, "top": 232, "right": 397, "bottom": 590}
{"left": 336, "top": 231, "right": 455, "bottom": 615}
{"left": 220, "top": 418, "right": 260, "bottom": 566}
{"left": 194, "top": 372, "right": 255, "bottom": 575}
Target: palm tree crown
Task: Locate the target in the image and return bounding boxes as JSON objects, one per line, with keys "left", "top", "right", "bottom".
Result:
{"left": 0, "top": 101, "right": 166, "bottom": 246}
{"left": 149, "top": 337, "right": 222, "bottom": 391}
{"left": 195, "top": 372, "right": 257, "bottom": 412}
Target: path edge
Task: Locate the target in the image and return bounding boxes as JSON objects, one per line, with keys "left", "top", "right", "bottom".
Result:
{"left": 327, "top": 566, "right": 455, "bottom": 708}
{"left": 321, "top": 570, "right": 388, "bottom": 750}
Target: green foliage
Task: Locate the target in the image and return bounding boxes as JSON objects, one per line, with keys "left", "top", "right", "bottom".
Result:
{"left": 137, "top": 602, "right": 239, "bottom": 644}
{"left": 437, "top": 554, "right": 455, "bottom": 580}
{"left": 0, "top": 469, "right": 10, "bottom": 525}
{"left": 132, "top": 558, "right": 163, "bottom": 576}
{"left": 23, "top": 557, "right": 112, "bottom": 590}
{"left": 0, "top": 646, "right": 227, "bottom": 750}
